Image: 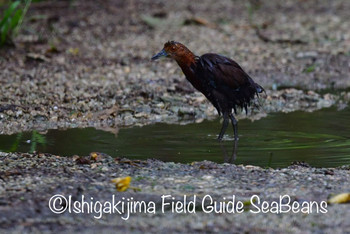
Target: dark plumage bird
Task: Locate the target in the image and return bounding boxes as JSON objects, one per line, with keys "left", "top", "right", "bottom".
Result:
{"left": 152, "top": 41, "right": 264, "bottom": 155}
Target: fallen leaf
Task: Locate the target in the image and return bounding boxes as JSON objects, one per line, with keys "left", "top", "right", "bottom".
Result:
{"left": 90, "top": 152, "right": 100, "bottom": 161}
{"left": 183, "top": 17, "right": 217, "bottom": 28}
{"left": 75, "top": 156, "right": 91, "bottom": 165}
{"left": 68, "top": 48, "right": 79, "bottom": 55}
{"left": 328, "top": 193, "right": 350, "bottom": 204}
{"left": 111, "top": 176, "right": 132, "bottom": 192}
{"left": 46, "top": 45, "right": 59, "bottom": 54}
{"left": 72, "top": 155, "right": 80, "bottom": 161}
{"left": 26, "top": 53, "right": 50, "bottom": 62}
{"left": 90, "top": 163, "right": 98, "bottom": 169}
{"left": 141, "top": 15, "right": 164, "bottom": 29}
{"left": 94, "top": 104, "right": 119, "bottom": 120}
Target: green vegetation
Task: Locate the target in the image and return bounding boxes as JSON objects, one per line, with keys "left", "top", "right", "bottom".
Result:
{"left": 0, "top": 0, "right": 31, "bottom": 47}
{"left": 304, "top": 64, "right": 316, "bottom": 73}
{"left": 8, "top": 130, "right": 46, "bottom": 153}
{"left": 29, "top": 130, "right": 46, "bottom": 153}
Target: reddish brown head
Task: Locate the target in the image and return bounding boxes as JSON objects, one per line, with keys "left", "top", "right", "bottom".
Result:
{"left": 152, "top": 41, "right": 196, "bottom": 66}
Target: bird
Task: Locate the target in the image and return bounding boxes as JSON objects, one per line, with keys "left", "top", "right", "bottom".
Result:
{"left": 152, "top": 41, "right": 264, "bottom": 158}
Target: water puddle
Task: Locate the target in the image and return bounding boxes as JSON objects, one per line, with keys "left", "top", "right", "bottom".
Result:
{"left": 1, "top": 107, "right": 349, "bottom": 168}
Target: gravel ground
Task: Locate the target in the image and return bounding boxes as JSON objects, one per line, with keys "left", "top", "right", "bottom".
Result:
{"left": 0, "top": 152, "right": 349, "bottom": 233}
{"left": 1, "top": 0, "right": 350, "bottom": 134}
{"left": 1, "top": 0, "right": 350, "bottom": 232}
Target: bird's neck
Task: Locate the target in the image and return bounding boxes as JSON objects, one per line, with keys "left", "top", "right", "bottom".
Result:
{"left": 174, "top": 52, "right": 197, "bottom": 76}
{"left": 174, "top": 52, "right": 203, "bottom": 91}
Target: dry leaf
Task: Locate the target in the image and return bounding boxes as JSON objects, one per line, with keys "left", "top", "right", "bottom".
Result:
{"left": 26, "top": 53, "right": 50, "bottom": 62}
{"left": 94, "top": 104, "right": 119, "bottom": 121}
{"left": 328, "top": 193, "right": 350, "bottom": 204}
{"left": 72, "top": 155, "right": 80, "bottom": 161}
{"left": 183, "top": 17, "right": 216, "bottom": 28}
{"left": 74, "top": 156, "right": 90, "bottom": 165}
{"left": 68, "top": 48, "right": 79, "bottom": 55}
{"left": 111, "top": 176, "right": 132, "bottom": 192}
{"left": 90, "top": 152, "right": 104, "bottom": 161}
{"left": 90, "top": 152, "right": 98, "bottom": 160}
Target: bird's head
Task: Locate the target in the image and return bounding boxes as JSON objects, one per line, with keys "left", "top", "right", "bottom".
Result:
{"left": 151, "top": 41, "right": 192, "bottom": 62}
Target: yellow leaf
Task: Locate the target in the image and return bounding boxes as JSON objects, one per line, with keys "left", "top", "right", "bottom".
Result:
{"left": 111, "top": 176, "right": 132, "bottom": 192}
{"left": 328, "top": 193, "right": 350, "bottom": 204}
{"left": 68, "top": 48, "right": 79, "bottom": 55}
{"left": 90, "top": 152, "right": 98, "bottom": 160}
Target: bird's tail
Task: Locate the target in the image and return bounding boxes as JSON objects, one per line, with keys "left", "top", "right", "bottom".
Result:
{"left": 254, "top": 83, "right": 265, "bottom": 99}
{"left": 250, "top": 81, "right": 265, "bottom": 113}
{"left": 255, "top": 84, "right": 265, "bottom": 94}
{"left": 248, "top": 77, "right": 265, "bottom": 96}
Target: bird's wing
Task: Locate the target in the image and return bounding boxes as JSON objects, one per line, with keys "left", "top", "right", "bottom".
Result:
{"left": 197, "top": 53, "right": 253, "bottom": 91}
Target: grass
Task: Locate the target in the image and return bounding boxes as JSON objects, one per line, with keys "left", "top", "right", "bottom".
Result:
{"left": 0, "top": 0, "right": 31, "bottom": 47}
{"left": 303, "top": 64, "right": 316, "bottom": 73}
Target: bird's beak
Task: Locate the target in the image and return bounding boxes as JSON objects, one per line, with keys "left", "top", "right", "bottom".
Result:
{"left": 151, "top": 49, "right": 168, "bottom": 61}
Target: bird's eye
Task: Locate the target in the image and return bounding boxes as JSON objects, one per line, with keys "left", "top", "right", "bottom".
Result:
{"left": 171, "top": 46, "right": 176, "bottom": 51}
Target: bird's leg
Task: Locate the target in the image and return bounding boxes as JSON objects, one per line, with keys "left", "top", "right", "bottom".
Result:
{"left": 219, "top": 141, "right": 230, "bottom": 163}
{"left": 229, "top": 114, "right": 238, "bottom": 140}
{"left": 229, "top": 113, "right": 238, "bottom": 161}
{"left": 218, "top": 113, "right": 229, "bottom": 141}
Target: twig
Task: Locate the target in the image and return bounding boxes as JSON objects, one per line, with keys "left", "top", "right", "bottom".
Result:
{"left": 254, "top": 25, "right": 307, "bottom": 44}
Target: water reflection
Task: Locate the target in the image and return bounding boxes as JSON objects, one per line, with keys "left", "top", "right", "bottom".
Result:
{"left": 219, "top": 140, "right": 237, "bottom": 163}
{"left": 0, "top": 107, "right": 349, "bottom": 168}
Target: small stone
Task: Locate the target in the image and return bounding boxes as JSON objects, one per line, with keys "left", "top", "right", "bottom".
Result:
{"left": 101, "top": 167, "right": 109, "bottom": 172}
{"left": 296, "top": 51, "right": 318, "bottom": 59}
{"left": 202, "top": 175, "right": 213, "bottom": 180}
{"left": 16, "top": 110, "right": 23, "bottom": 117}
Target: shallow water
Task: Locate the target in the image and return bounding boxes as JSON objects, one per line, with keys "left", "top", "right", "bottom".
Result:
{"left": 1, "top": 107, "right": 350, "bottom": 168}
